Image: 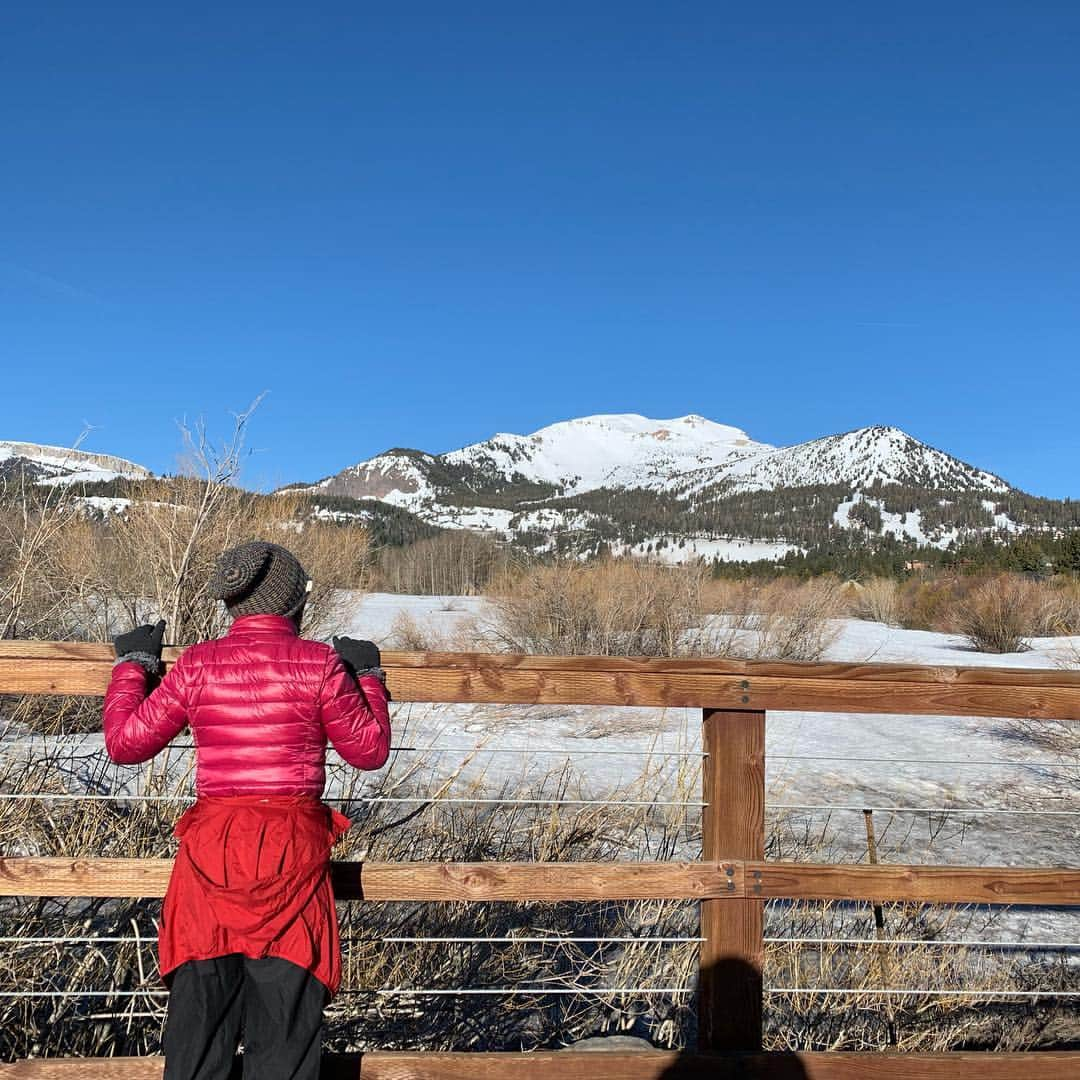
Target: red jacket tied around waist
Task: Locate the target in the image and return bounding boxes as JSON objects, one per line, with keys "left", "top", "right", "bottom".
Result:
{"left": 103, "top": 614, "right": 391, "bottom": 994}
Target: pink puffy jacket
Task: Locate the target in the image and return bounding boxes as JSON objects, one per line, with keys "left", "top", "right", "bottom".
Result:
{"left": 103, "top": 614, "right": 391, "bottom": 797}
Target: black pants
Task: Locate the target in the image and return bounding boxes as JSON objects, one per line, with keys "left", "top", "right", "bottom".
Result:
{"left": 163, "top": 955, "right": 327, "bottom": 1080}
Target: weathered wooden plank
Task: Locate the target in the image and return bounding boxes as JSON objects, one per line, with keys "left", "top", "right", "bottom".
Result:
{"left": 378, "top": 652, "right": 1080, "bottom": 687}
{"left": 7, "top": 642, "right": 1080, "bottom": 686}
{"left": 700, "top": 709, "right": 765, "bottom": 1051}
{"left": 750, "top": 863, "right": 1080, "bottom": 906}
{"left": 2, "top": 858, "right": 1076, "bottom": 905}
{"left": 2, "top": 1052, "right": 1078, "bottom": 1079}
{"left": 1, "top": 645, "right": 1078, "bottom": 719}
{"left": 346, "top": 1052, "right": 1080, "bottom": 1080}
{"left": 0, "top": 858, "right": 741, "bottom": 902}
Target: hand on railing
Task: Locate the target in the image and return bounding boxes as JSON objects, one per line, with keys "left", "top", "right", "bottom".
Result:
{"left": 112, "top": 620, "right": 167, "bottom": 675}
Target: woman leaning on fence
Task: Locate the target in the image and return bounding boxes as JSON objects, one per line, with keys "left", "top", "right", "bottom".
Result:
{"left": 102, "top": 541, "right": 391, "bottom": 1080}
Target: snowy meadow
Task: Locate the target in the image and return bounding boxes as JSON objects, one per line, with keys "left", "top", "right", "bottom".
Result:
{"left": 2, "top": 587, "right": 1077, "bottom": 1058}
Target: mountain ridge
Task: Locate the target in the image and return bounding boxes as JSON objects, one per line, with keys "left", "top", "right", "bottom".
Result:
{"left": 4, "top": 419, "right": 1073, "bottom": 564}
{"left": 283, "top": 413, "right": 1048, "bottom": 560}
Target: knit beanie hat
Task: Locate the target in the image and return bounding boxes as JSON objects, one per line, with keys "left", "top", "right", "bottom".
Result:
{"left": 208, "top": 541, "right": 310, "bottom": 620}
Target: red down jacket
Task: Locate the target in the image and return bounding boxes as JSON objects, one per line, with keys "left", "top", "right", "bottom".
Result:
{"left": 103, "top": 613, "right": 391, "bottom": 796}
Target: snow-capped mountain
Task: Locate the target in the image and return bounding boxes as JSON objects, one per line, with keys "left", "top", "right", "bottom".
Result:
{"left": 301, "top": 449, "right": 440, "bottom": 502}
{"left": 295, "top": 415, "right": 1009, "bottom": 505}
{"left": 444, "top": 414, "right": 770, "bottom": 494}
{"left": 287, "top": 414, "right": 1044, "bottom": 561}
{"left": 0, "top": 441, "right": 151, "bottom": 485}
{"left": 1, "top": 419, "right": 1070, "bottom": 564}
{"left": 684, "top": 426, "right": 1010, "bottom": 496}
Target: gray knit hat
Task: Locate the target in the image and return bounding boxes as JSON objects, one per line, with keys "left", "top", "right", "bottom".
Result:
{"left": 208, "top": 541, "right": 310, "bottom": 619}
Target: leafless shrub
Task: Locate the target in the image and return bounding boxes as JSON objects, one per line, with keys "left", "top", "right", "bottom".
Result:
{"left": 897, "top": 575, "right": 968, "bottom": 633}
{"left": 0, "top": 445, "right": 88, "bottom": 640}
{"left": 848, "top": 577, "right": 903, "bottom": 626}
{"left": 1, "top": 403, "right": 371, "bottom": 651}
{"left": 1040, "top": 578, "right": 1080, "bottom": 635}
{"left": 1006, "top": 644, "right": 1080, "bottom": 777}
{"left": 748, "top": 578, "right": 845, "bottom": 661}
{"left": 374, "top": 531, "right": 515, "bottom": 596}
{"left": 896, "top": 573, "right": 1080, "bottom": 640}
{"left": 485, "top": 559, "right": 708, "bottom": 657}
{"left": 955, "top": 576, "right": 1048, "bottom": 654}
{"left": 701, "top": 577, "right": 845, "bottom": 661}
{"left": 387, "top": 610, "right": 445, "bottom": 651}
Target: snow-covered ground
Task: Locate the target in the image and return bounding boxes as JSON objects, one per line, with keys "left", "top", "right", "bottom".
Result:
{"left": 612, "top": 536, "right": 801, "bottom": 563}
{"left": 3, "top": 594, "right": 1077, "bottom": 943}
{"left": 339, "top": 595, "right": 1080, "bottom": 886}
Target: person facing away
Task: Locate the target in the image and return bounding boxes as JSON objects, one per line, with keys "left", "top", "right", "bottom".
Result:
{"left": 103, "top": 540, "right": 391, "bottom": 1080}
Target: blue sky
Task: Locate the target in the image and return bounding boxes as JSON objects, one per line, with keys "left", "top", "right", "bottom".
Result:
{"left": 2, "top": 3, "right": 1078, "bottom": 496}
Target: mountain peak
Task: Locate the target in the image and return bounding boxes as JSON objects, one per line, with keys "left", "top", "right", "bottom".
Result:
{"left": 284, "top": 411, "right": 1030, "bottom": 560}
{"left": 0, "top": 441, "right": 151, "bottom": 485}
{"left": 446, "top": 413, "right": 768, "bottom": 494}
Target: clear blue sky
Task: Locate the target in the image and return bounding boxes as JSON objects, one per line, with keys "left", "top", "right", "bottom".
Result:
{"left": 2, "top": 3, "right": 1078, "bottom": 496}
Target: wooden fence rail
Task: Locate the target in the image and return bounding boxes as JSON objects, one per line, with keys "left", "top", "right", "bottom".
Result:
{"left": 4, "top": 857, "right": 1076, "bottom": 904}
{"left": 2, "top": 643, "right": 1080, "bottom": 717}
{"left": 1, "top": 644, "right": 1078, "bottom": 1077}
{"left": 2, "top": 1050, "right": 1079, "bottom": 1079}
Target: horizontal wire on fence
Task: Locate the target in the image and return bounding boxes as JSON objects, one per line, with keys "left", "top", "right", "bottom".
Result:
{"left": 380, "top": 936, "right": 705, "bottom": 944}
{"left": 4, "top": 935, "right": 1074, "bottom": 950}
{"left": 767, "top": 803, "right": 1080, "bottom": 817}
{"left": 0, "top": 935, "right": 705, "bottom": 946}
{"left": 0, "top": 990, "right": 169, "bottom": 999}
{"left": 8, "top": 743, "right": 1076, "bottom": 768}
{"left": 766, "top": 989, "right": 1080, "bottom": 999}
{"left": 769, "top": 755, "right": 1078, "bottom": 769}
{"left": 0, "top": 936, "right": 160, "bottom": 945}
{"left": 6, "top": 986, "right": 1078, "bottom": 1000}
{"left": 764, "top": 938, "right": 1080, "bottom": 950}
{"left": 371, "top": 987, "right": 693, "bottom": 996}
{"left": 0, "top": 792, "right": 705, "bottom": 807}
{"left": 10, "top": 793, "right": 1079, "bottom": 812}
{"left": 1, "top": 740, "right": 707, "bottom": 759}
{"left": 0, "top": 987, "right": 692, "bottom": 999}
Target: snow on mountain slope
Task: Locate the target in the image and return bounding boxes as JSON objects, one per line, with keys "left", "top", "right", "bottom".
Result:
{"left": 289, "top": 450, "right": 441, "bottom": 506}
{"left": 444, "top": 413, "right": 769, "bottom": 494}
{"left": 301, "top": 416, "right": 1009, "bottom": 505}
{"left": 687, "top": 426, "right": 1010, "bottom": 495}
{"left": 284, "top": 414, "right": 1030, "bottom": 561}
{"left": 0, "top": 441, "right": 151, "bottom": 485}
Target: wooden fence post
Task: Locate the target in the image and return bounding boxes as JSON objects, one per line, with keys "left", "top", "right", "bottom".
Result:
{"left": 699, "top": 707, "right": 766, "bottom": 1051}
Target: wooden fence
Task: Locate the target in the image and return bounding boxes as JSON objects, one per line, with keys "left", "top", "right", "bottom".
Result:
{"left": 0, "top": 643, "right": 1078, "bottom": 1078}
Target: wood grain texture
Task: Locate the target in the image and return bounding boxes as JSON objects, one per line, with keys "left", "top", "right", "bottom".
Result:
{"left": 1, "top": 644, "right": 1078, "bottom": 719}
{"left": 1, "top": 858, "right": 1076, "bottom": 905}
{"left": 6, "top": 641, "right": 1080, "bottom": 683}
{"left": 700, "top": 709, "right": 766, "bottom": 1051}
{"left": 749, "top": 863, "right": 1080, "bottom": 905}
{"left": 0, "top": 858, "right": 740, "bottom": 902}
{"left": 3, "top": 1053, "right": 1078, "bottom": 1079}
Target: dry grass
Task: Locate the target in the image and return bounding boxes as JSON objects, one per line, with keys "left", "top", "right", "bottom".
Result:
{"left": 373, "top": 531, "right": 515, "bottom": 596}
{"left": 480, "top": 563, "right": 845, "bottom": 662}
{"left": 955, "top": 576, "right": 1050, "bottom": 654}
{"left": 700, "top": 578, "right": 846, "bottom": 661}
{"left": 485, "top": 560, "right": 709, "bottom": 658}
{"left": 384, "top": 610, "right": 486, "bottom": 653}
{"left": 2, "top": 697, "right": 1075, "bottom": 1058}
{"left": 846, "top": 578, "right": 903, "bottom": 627}
{"left": 0, "top": 436, "right": 1076, "bottom": 1057}
{"left": 0, "top": 420, "right": 371, "bottom": 653}
{"left": 864, "top": 572, "right": 1080, "bottom": 645}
